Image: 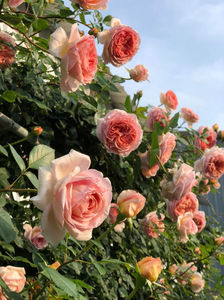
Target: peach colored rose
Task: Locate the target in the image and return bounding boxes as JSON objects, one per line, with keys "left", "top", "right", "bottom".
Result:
{"left": 108, "top": 203, "right": 125, "bottom": 232}
{"left": 0, "top": 32, "right": 16, "bottom": 69}
{"left": 160, "top": 90, "right": 178, "bottom": 110}
{"left": 0, "top": 266, "right": 26, "bottom": 299}
{"left": 166, "top": 192, "right": 199, "bottom": 221}
{"left": 215, "top": 235, "right": 224, "bottom": 246}
{"left": 190, "top": 272, "right": 205, "bottom": 293}
{"left": 96, "top": 109, "right": 143, "bottom": 157}
{"left": 49, "top": 24, "right": 97, "bottom": 92}
{"left": 8, "top": 0, "right": 24, "bottom": 7}
{"left": 180, "top": 107, "right": 199, "bottom": 128}
{"left": 23, "top": 224, "right": 48, "bottom": 249}
{"left": 194, "top": 147, "right": 224, "bottom": 180}
{"left": 146, "top": 107, "right": 170, "bottom": 131}
{"left": 161, "top": 164, "right": 197, "bottom": 201}
{"left": 194, "top": 126, "right": 217, "bottom": 151}
{"left": 168, "top": 264, "right": 178, "bottom": 275}
{"left": 140, "top": 132, "right": 176, "bottom": 178}
{"left": 72, "top": 0, "right": 108, "bottom": 9}
{"left": 139, "top": 211, "right": 165, "bottom": 238}
{"left": 98, "top": 18, "right": 140, "bottom": 67}
{"left": 117, "top": 190, "right": 146, "bottom": 218}
{"left": 129, "top": 64, "right": 149, "bottom": 82}
{"left": 31, "top": 150, "right": 112, "bottom": 245}
{"left": 137, "top": 257, "right": 162, "bottom": 282}
{"left": 193, "top": 211, "right": 206, "bottom": 233}
{"left": 177, "top": 212, "right": 198, "bottom": 243}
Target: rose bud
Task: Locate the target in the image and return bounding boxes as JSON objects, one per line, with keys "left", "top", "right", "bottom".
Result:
{"left": 117, "top": 190, "right": 146, "bottom": 218}
{"left": 137, "top": 257, "right": 162, "bottom": 282}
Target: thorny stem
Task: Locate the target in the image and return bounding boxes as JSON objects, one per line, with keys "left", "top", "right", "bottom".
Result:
{"left": 0, "top": 188, "right": 37, "bottom": 193}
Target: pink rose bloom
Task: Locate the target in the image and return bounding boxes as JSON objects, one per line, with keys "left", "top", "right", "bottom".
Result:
{"left": 161, "top": 164, "right": 197, "bottom": 201}
{"left": 72, "top": 0, "right": 108, "bottom": 9}
{"left": 139, "top": 211, "right": 165, "bottom": 238}
{"left": 195, "top": 126, "right": 217, "bottom": 151}
{"left": 146, "top": 107, "right": 170, "bottom": 131}
{"left": 180, "top": 107, "right": 199, "bottom": 128}
{"left": 160, "top": 90, "right": 178, "bottom": 110}
{"left": 167, "top": 192, "right": 199, "bottom": 221}
{"left": 177, "top": 212, "right": 198, "bottom": 243}
{"left": 194, "top": 147, "right": 224, "bottom": 180}
{"left": 0, "top": 266, "right": 26, "bottom": 299}
{"left": 190, "top": 272, "right": 205, "bottom": 293}
{"left": 31, "top": 149, "right": 112, "bottom": 245}
{"left": 8, "top": 0, "right": 24, "bottom": 7}
{"left": 96, "top": 109, "right": 143, "bottom": 157}
{"left": 49, "top": 24, "right": 97, "bottom": 92}
{"left": 129, "top": 64, "right": 149, "bottom": 82}
{"left": 117, "top": 190, "right": 146, "bottom": 218}
{"left": 23, "top": 224, "right": 48, "bottom": 250}
{"left": 193, "top": 211, "right": 206, "bottom": 233}
{"left": 98, "top": 18, "right": 140, "bottom": 67}
{"left": 0, "top": 32, "right": 16, "bottom": 69}
{"left": 140, "top": 132, "right": 176, "bottom": 178}
{"left": 108, "top": 203, "right": 125, "bottom": 232}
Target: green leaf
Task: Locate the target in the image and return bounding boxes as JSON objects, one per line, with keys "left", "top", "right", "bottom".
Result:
{"left": 1, "top": 90, "right": 16, "bottom": 102}
{"left": 149, "top": 131, "right": 159, "bottom": 168}
{"left": 103, "top": 15, "right": 113, "bottom": 26}
{"left": 0, "top": 145, "right": 8, "bottom": 157}
{"left": 32, "top": 19, "right": 49, "bottom": 32}
{"left": 29, "top": 144, "right": 55, "bottom": 169}
{"left": 9, "top": 144, "right": 26, "bottom": 172}
{"left": 0, "top": 168, "right": 10, "bottom": 188}
{"left": 0, "top": 208, "right": 17, "bottom": 243}
{"left": 0, "top": 13, "right": 21, "bottom": 25}
{"left": 73, "top": 279, "right": 94, "bottom": 290}
{"left": 89, "top": 254, "right": 106, "bottom": 275}
{"left": 125, "top": 96, "right": 132, "bottom": 113}
{"left": 42, "top": 267, "right": 78, "bottom": 297}
{"left": 25, "top": 171, "right": 38, "bottom": 188}
{"left": 169, "top": 112, "right": 179, "bottom": 128}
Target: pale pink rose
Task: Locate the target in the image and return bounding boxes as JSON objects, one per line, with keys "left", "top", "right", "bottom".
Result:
{"left": 161, "top": 164, "right": 197, "bottom": 201}
{"left": 49, "top": 24, "right": 97, "bottom": 92}
{"left": 139, "top": 211, "right": 165, "bottom": 238}
{"left": 8, "top": 0, "right": 24, "bottom": 7}
{"left": 194, "top": 126, "right": 217, "bottom": 151}
{"left": 167, "top": 192, "right": 199, "bottom": 221}
{"left": 31, "top": 150, "right": 112, "bottom": 245}
{"left": 108, "top": 203, "right": 125, "bottom": 232}
{"left": 160, "top": 90, "right": 178, "bottom": 110}
{"left": 96, "top": 109, "right": 143, "bottom": 157}
{"left": 0, "top": 32, "right": 16, "bottom": 69}
{"left": 177, "top": 212, "right": 198, "bottom": 243}
{"left": 140, "top": 132, "right": 176, "bottom": 178}
{"left": 129, "top": 64, "right": 149, "bottom": 82}
{"left": 147, "top": 107, "right": 170, "bottom": 131}
{"left": 0, "top": 266, "right": 26, "bottom": 298}
{"left": 114, "top": 222, "right": 125, "bottom": 232}
{"left": 72, "top": 0, "right": 108, "bottom": 9}
{"left": 194, "top": 147, "right": 224, "bottom": 180}
{"left": 180, "top": 107, "right": 199, "bottom": 128}
{"left": 98, "top": 18, "right": 140, "bottom": 67}
{"left": 190, "top": 272, "right": 205, "bottom": 293}
{"left": 117, "top": 190, "right": 146, "bottom": 218}
{"left": 193, "top": 211, "right": 206, "bottom": 233}
{"left": 23, "top": 224, "right": 48, "bottom": 250}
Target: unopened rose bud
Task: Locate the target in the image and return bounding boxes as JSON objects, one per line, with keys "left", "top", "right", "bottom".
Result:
{"left": 194, "top": 247, "right": 201, "bottom": 255}
{"left": 215, "top": 236, "right": 224, "bottom": 246}
{"left": 89, "top": 27, "right": 99, "bottom": 37}
{"left": 137, "top": 257, "right": 162, "bottom": 282}
{"left": 48, "top": 261, "right": 61, "bottom": 270}
{"left": 212, "top": 123, "right": 219, "bottom": 132}
{"left": 221, "top": 130, "right": 224, "bottom": 140}
{"left": 210, "top": 179, "right": 220, "bottom": 189}
{"left": 117, "top": 190, "right": 146, "bottom": 218}
{"left": 33, "top": 126, "right": 43, "bottom": 136}
{"left": 137, "top": 90, "right": 143, "bottom": 98}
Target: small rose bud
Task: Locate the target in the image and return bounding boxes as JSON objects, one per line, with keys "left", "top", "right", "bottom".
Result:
{"left": 137, "top": 90, "right": 143, "bottom": 98}
{"left": 117, "top": 190, "right": 146, "bottom": 218}
{"left": 194, "top": 247, "right": 201, "bottom": 255}
{"left": 221, "top": 130, "right": 224, "bottom": 140}
{"left": 33, "top": 126, "right": 43, "bottom": 136}
{"left": 137, "top": 256, "right": 162, "bottom": 282}
{"left": 89, "top": 27, "right": 99, "bottom": 37}
{"left": 212, "top": 123, "right": 219, "bottom": 132}
{"left": 168, "top": 264, "right": 178, "bottom": 275}
{"left": 215, "top": 235, "right": 224, "bottom": 246}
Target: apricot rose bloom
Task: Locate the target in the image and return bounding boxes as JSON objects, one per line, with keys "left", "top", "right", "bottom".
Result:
{"left": 160, "top": 90, "right": 178, "bottom": 110}
{"left": 98, "top": 18, "right": 140, "bottom": 67}
{"left": 0, "top": 32, "right": 16, "bottom": 69}
{"left": 23, "top": 224, "right": 48, "bottom": 249}
{"left": 194, "top": 126, "right": 217, "bottom": 151}
{"left": 177, "top": 212, "right": 198, "bottom": 243}
{"left": 180, "top": 107, "right": 199, "bottom": 128}
{"left": 146, "top": 107, "right": 170, "bottom": 131}
{"left": 49, "top": 24, "right": 97, "bottom": 92}
{"left": 190, "top": 272, "right": 205, "bottom": 293}
{"left": 137, "top": 257, "right": 162, "bottom": 282}
{"left": 96, "top": 109, "right": 143, "bottom": 157}
{"left": 117, "top": 190, "right": 146, "bottom": 218}
{"left": 72, "top": 0, "right": 108, "bottom": 10}
{"left": 139, "top": 211, "right": 165, "bottom": 238}
{"left": 31, "top": 150, "right": 112, "bottom": 245}
{"left": 129, "top": 64, "right": 149, "bottom": 82}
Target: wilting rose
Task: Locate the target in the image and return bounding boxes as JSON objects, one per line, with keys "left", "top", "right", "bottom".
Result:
{"left": 160, "top": 90, "right": 178, "bottom": 110}
{"left": 31, "top": 150, "right": 112, "bottom": 245}
{"left": 215, "top": 235, "right": 224, "bottom": 246}
{"left": 8, "top": 0, "right": 24, "bottom": 7}
{"left": 72, "top": 0, "right": 108, "bottom": 9}
{"left": 161, "top": 164, "right": 197, "bottom": 201}
{"left": 147, "top": 107, "right": 170, "bottom": 131}
{"left": 180, "top": 107, "right": 199, "bottom": 128}
{"left": 49, "top": 24, "right": 97, "bottom": 92}
{"left": 129, "top": 65, "right": 149, "bottom": 82}
{"left": 0, "top": 32, "right": 16, "bottom": 69}
{"left": 140, "top": 132, "right": 176, "bottom": 178}
{"left": 166, "top": 192, "right": 199, "bottom": 221}
{"left": 98, "top": 18, "right": 140, "bottom": 67}
{"left": 96, "top": 109, "right": 143, "bottom": 157}
{"left": 194, "top": 126, "right": 217, "bottom": 151}
{"left": 137, "top": 257, "right": 162, "bottom": 282}
{"left": 108, "top": 203, "right": 125, "bottom": 232}
{"left": 193, "top": 211, "right": 206, "bottom": 233}
{"left": 194, "top": 147, "right": 224, "bottom": 180}
{"left": 177, "top": 212, "right": 198, "bottom": 243}
{"left": 117, "top": 190, "right": 146, "bottom": 218}
{"left": 23, "top": 224, "right": 48, "bottom": 250}
{"left": 139, "top": 211, "right": 165, "bottom": 238}
{"left": 168, "top": 264, "right": 178, "bottom": 275}
{"left": 0, "top": 266, "right": 26, "bottom": 299}
{"left": 190, "top": 272, "right": 205, "bottom": 293}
